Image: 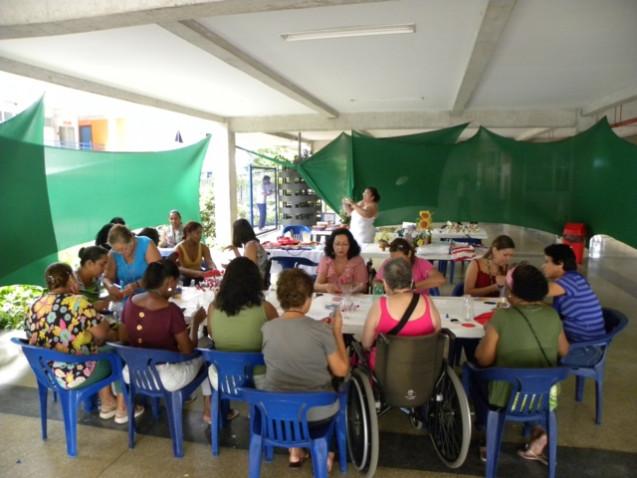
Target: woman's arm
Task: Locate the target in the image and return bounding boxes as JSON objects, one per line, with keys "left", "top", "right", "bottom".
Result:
{"left": 326, "top": 311, "right": 349, "bottom": 377}
{"left": 351, "top": 256, "right": 370, "bottom": 294}
{"left": 474, "top": 325, "right": 499, "bottom": 367}
{"left": 414, "top": 268, "right": 447, "bottom": 291}
{"left": 88, "top": 320, "right": 111, "bottom": 346}
{"left": 103, "top": 254, "right": 124, "bottom": 301}
{"left": 361, "top": 299, "right": 381, "bottom": 349}
{"left": 244, "top": 241, "right": 258, "bottom": 264}
{"left": 202, "top": 244, "right": 217, "bottom": 270}
{"left": 427, "top": 296, "right": 442, "bottom": 331}
{"left": 557, "top": 330, "right": 569, "bottom": 357}
{"left": 314, "top": 258, "right": 340, "bottom": 293}
{"left": 174, "top": 331, "right": 195, "bottom": 354}
{"left": 263, "top": 300, "right": 279, "bottom": 320}
{"left": 464, "top": 260, "right": 500, "bottom": 297}
{"left": 350, "top": 201, "right": 376, "bottom": 219}
{"left": 547, "top": 281, "right": 566, "bottom": 297}
{"left": 146, "top": 241, "right": 162, "bottom": 264}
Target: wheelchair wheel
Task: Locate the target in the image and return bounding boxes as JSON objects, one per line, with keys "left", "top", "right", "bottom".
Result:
{"left": 425, "top": 364, "right": 471, "bottom": 469}
{"left": 347, "top": 368, "right": 379, "bottom": 477}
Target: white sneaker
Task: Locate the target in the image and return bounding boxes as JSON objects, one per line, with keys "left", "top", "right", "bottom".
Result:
{"left": 114, "top": 405, "right": 144, "bottom": 424}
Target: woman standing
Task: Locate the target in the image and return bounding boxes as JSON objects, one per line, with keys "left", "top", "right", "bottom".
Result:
{"left": 343, "top": 186, "right": 380, "bottom": 245}
{"left": 464, "top": 235, "right": 515, "bottom": 297}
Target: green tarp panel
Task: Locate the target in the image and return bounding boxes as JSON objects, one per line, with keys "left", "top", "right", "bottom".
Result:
{"left": 45, "top": 139, "right": 210, "bottom": 251}
{"left": 0, "top": 100, "right": 210, "bottom": 286}
{"left": 299, "top": 119, "right": 637, "bottom": 249}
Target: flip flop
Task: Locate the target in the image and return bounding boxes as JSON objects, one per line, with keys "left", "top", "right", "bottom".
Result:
{"left": 517, "top": 448, "right": 548, "bottom": 466}
{"left": 289, "top": 451, "right": 309, "bottom": 468}
{"left": 99, "top": 403, "right": 118, "bottom": 420}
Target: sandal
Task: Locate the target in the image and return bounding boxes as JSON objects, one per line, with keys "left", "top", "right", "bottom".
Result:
{"left": 517, "top": 447, "right": 548, "bottom": 466}
{"left": 99, "top": 403, "right": 118, "bottom": 420}
{"left": 226, "top": 408, "right": 240, "bottom": 421}
{"left": 114, "top": 405, "right": 145, "bottom": 424}
{"left": 289, "top": 450, "right": 309, "bottom": 468}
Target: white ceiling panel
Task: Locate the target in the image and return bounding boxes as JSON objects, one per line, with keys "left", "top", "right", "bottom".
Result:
{"left": 0, "top": 24, "right": 315, "bottom": 117}
{"left": 471, "top": 0, "right": 637, "bottom": 109}
{"left": 199, "top": 0, "right": 488, "bottom": 112}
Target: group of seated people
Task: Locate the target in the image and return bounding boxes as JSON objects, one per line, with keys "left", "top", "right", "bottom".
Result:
{"left": 24, "top": 216, "right": 608, "bottom": 468}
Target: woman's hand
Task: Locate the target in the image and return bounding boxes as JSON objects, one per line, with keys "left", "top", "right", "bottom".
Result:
{"left": 331, "top": 309, "right": 343, "bottom": 336}
{"left": 495, "top": 275, "right": 506, "bottom": 287}
{"left": 107, "top": 286, "right": 124, "bottom": 302}
{"left": 122, "top": 283, "right": 137, "bottom": 297}
{"left": 325, "top": 283, "right": 341, "bottom": 294}
{"left": 93, "top": 299, "right": 110, "bottom": 313}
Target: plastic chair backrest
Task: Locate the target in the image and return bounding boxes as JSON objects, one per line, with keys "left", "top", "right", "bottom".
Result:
{"left": 466, "top": 364, "right": 570, "bottom": 418}
{"left": 198, "top": 348, "right": 264, "bottom": 396}
{"left": 110, "top": 343, "right": 200, "bottom": 394}
{"left": 12, "top": 337, "right": 117, "bottom": 391}
{"left": 452, "top": 283, "right": 464, "bottom": 296}
{"left": 241, "top": 388, "right": 338, "bottom": 446}
{"left": 374, "top": 332, "right": 443, "bottom": 407}
{"left": 568, "top": 307, "right": 628, "bottom": 350}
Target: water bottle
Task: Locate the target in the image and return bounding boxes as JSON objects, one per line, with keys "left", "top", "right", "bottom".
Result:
{"left": 463, "top": 294, "right": 474, "bottom": 322}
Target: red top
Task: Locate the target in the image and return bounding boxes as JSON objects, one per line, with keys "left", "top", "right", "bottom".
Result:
{"left": 122, "top": 300, "right": 186, "bottom": 352}
{"left": 473, "top": 260, "right": 499, "bottom": 298}
{"left": 369, "top": 295, "right": 436, "bottom": 369}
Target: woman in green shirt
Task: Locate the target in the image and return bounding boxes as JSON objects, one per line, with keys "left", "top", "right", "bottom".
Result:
{"left": 474, "top": 264, "right": 569, "bottom": 463}
{"left": 202, "top": 257, "right": 278, "bottom": 423}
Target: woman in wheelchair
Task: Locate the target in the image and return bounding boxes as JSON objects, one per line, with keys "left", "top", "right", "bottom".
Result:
{"left": 473, "top": 264, "right": 569, "bottom": 463}
{"left": 361, "top": 258, "right": 441, "bottom": 368}
{"left": 261, "top": 268, "right": 349, "bottom": 468}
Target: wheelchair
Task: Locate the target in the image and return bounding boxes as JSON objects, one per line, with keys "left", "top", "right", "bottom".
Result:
{"left": 346, "top": 331, "right": 471, "bottom": 477}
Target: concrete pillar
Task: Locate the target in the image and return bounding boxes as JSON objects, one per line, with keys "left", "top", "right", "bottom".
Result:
{"left": 210, "top": 123, "right": 237, "bottom": 245}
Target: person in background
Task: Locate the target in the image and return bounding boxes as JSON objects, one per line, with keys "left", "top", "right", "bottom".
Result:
{"left": 103, "top": 224, "right": 161, "bottom": 300}
{"left": 262, "top": 269, "right": 348, "bottom": 468}
{"left": 159, "top": 210, "right": 184, "bottom": 248}
{"left": 342, "top": 186, "right": 380, "bottom": 245}
{"left": 362, "top": 258, "right": 441, "bottom": 369}
{"left": 225, "top": 218, "right": 269, "bottom": 284}
{"left": 137, "top": 227, "right": 160, "bottom": 246}
{"left": 257, "top": 175, "right": 274, "bottom": 230}
{"left": 201, "top": 257, "right": 278, "bottom": 424}
{"left": 473, "top": 264, "right": 569, "bottom": 463}
{"left": 374, "top": 238, "right": 446, "bottom": 294}
{"left": 171, "top": 221, "right": 216, "bottom": 285}
{"left": 26, "top": 263, "right": 142, "bottom": 423}
{"left": 120, "top": 260, "right": 206, "bottom": 423}
{"left": 315, "top": 228, "right": 368, "bottom": 294}
{"left": 74, "top": 245, "right": 111, "bottom": 312}
{"left": 95, "top": 223, "right": 115, "bottom": 250}
{"left": 543, "top": 244, "right": 605, "bottom": 366}
{"left": 464, "top": 235, "right": 515, "bottom": 297}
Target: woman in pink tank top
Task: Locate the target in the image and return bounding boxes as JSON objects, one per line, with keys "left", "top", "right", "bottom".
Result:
{"left": 361, "top": 258, "right": 441, "bottom": 369}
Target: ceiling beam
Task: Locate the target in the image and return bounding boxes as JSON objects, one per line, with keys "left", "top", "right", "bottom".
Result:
{"left": 451, "top": 0, "right": 517, "bottom": 114}
{"left": 160, "top": 20, "right": 338, "bottom": 118}
{"left": 0, "top": 56, "right": 227, "bottom": 123}
{"left": 0, "top": 0, "right": 393, "bottom": 39}
{"left": 229, "top": 109, "right": 576, "bottom": 133}
{"left": 515, "top": 127, "right": 551, "bottom": 141}
{"left": 581, "top": 83, "right": 637, "bottom": 116}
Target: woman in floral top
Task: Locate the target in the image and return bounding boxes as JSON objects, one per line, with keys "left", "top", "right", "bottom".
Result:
{"left": 26, "top": 263, "right": 141, "bottom": 423}
{"left": 314, "top": 228, "right": 368, "bottom": 294}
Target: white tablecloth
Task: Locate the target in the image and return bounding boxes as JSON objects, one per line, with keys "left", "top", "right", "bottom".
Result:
{"left": 429, "top": 222, "right": 488, "bottom": 241}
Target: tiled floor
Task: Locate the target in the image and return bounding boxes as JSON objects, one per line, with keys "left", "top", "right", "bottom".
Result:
{"left": 1, "top": 225, "right": 636, "bottom": 477}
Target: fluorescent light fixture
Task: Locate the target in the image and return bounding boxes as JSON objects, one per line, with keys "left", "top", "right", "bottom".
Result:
{"left": 281, "top": 23, "right": 415, "bottom": 42}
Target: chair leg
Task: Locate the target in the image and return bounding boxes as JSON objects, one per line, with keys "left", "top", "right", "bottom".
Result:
{"left": 248, "top": 435, "right": 263, "bottom": 478}
{"left": 311, "top": 438, "right": 329, "bottom": 478}
{"left": 165, "top": 393, "right": 185, "bottom": 458}
{"left": 595, "top": 374, "right": 604, "bottom": 425}
{"left": 336, "top": 414, "right": 348, "bottom": 473}
{"left": 485, "top": 410, "right": 506, "bottom": 478}
{"left": 575, "top": 376, "right": 585, "bottom": 402}
{"left": 127, "top": 387, "right": 136, "bottom": 449}
{"left": 151, "top": 397, "right": 161, "bottom": 419}
{"left": 58, "top": 392, "right": 78, "bottom": 457}
{"left": 211, "top": 391, "right": 220, "bottom": 456}
{"left": 547, "top": 412, "right": 558, "bottom": 478}
{"left": 37, "top": 383, "right": 48, "bottom": 441}
{"left": 264, "top": 445, "right": 274, "bottom": 462}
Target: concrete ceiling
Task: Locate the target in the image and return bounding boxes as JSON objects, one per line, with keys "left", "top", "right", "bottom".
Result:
{"left": 1, "top": 0, "right": 637, "bottom": 142}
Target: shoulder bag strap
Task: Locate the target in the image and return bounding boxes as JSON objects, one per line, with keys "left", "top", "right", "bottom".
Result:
{"left": 513, "top": 306, "right": 552, "bottom": 367}
{"left": 387, "top": 293, "right": 420, "bottom": 336}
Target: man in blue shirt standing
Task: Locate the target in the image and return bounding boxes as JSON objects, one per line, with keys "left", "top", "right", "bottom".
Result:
{"left": 543, "top": 244, "right": 606, "bottom": 366}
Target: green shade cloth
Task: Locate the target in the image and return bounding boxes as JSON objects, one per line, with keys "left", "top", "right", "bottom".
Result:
{"left": 296, "top": 119, "right": 637, "bottom": 249}
{"left": 0, "top": 99, "right": 210, "bottom": 286}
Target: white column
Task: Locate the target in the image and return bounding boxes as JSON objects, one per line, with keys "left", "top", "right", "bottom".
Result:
{"left": 210, "top": 123, "right": 237, "bottom": 245}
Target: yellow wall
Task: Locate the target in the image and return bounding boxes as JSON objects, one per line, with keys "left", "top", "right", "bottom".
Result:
{"left": 78, "top": 118, "right": 108, "bottom": 149}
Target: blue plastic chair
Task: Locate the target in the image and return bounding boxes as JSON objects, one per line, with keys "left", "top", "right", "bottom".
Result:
{"left": 197, "top": 348, "right": 265, "bottom": 456}
{"left": 561, "top": 307, "right": 628, "bottom": 424}
{"left": 463, "top": 363, "right": 570, "bottom": 478}
{"left": 282, "top": 225, "right": 312, "bottom": 240}
{"left": 241, "top": 387, "right": 348, "bottom": 478}
{"left": 452, "top": 282, "right": 464, "bottom": 296}
{"left": 109, "top": 343, "right": 207, "bottom": 457}
{"left": 11, "top": 337, "right": 120, "bottom": 457}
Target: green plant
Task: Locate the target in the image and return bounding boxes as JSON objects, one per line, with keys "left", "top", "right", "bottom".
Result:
{"left": 200, "top": 179, "right": 216, "bottom": 245}
{"left": 0, "top": 284, "right": 44, "bottom": 330}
